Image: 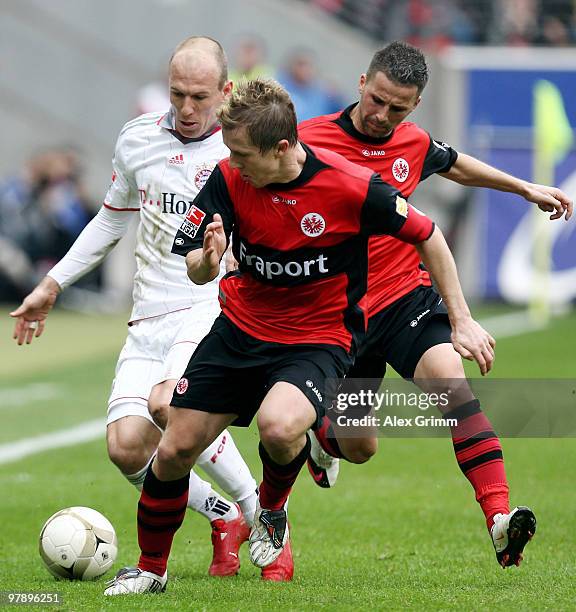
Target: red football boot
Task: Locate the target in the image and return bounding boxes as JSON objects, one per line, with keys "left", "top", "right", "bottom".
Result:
{"left": 261, "top": 538, "right": 294, "bottom": 582}
{"left": 209, "top": 505, "right": 250, "bottom": 577}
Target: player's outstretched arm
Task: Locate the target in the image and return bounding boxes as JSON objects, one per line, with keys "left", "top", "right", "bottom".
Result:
{"left": 10, "top": 206, "right": 133, "bottom": 345}
{"left": 415, "top": 227, "right": 495, "bottom": 376}
{"left": 10, "top": 276, "right": 61, "bottom": 345}
{"left": 442, "top": 152, "right": 573, "bottom": 220}
{"left": 186, "top": 213, "right": 227, "bottom": 284}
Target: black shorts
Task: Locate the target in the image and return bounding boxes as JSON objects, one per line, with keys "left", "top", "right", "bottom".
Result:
{"left": 348, "top": 285, "right": 452, "bottom": 381}
{"left": 171, "top": 314, "right": 352, "bottom": 428}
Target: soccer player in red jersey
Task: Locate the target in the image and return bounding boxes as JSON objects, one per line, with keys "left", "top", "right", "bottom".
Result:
{"left": 299, "top": 41, "right": 572, "bottom": 568}
{"left": 104, "top": 78, "right": 494, "bottom": 595}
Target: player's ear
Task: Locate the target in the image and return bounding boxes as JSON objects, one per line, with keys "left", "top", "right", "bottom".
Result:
{"left": 222, "top": 80, "right": 233, "bottom": 98}
{"left": 358, "top": 73, "right": 367, "bottom": 94}
{"left": 413, "top": 95, "right": 422, "bottom": 109}
{"left": 276, "top": 139, "right": 290, "bottom": 156}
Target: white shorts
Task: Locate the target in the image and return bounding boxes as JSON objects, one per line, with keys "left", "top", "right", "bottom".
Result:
{"left": 107, "top": 304, "right": 220, "bottom": 425}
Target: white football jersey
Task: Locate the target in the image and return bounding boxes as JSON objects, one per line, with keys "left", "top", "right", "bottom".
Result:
{"left": 104, "top": 110, "right": 228, "bottom": 321}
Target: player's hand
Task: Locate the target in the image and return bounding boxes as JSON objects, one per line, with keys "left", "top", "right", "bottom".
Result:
{"left": 202, "top": 213, "right": 227, "bottom": 272}
{"left": 524, "top": 183, "right": 573, "bottom": 221}
{"left": 10, "top": 276, "right": 61, "bottom": 345}
{"left": 450, "top": 317, "right": 496, "bottom": 376}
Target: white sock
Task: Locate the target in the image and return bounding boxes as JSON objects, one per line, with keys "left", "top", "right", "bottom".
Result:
{"left": 124, "top": 453, "right": 156, "bottom": 491}
{"left": 187, "top": 470, "right": 239, "bottom": 523}
{"left": 196, "top": 429, "right": 258, "bottom": 502}
{"left": 237, "top": 491, "right": 258, "bottom": 527}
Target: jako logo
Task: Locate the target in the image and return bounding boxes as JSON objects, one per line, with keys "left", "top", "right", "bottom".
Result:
{"left": 361, "top": 149, "right": 386, "bottom": 157}
{"left": 239, "top": 241, "right": 329, "bottom": 280}
{"left": 306, "top": 380, "right": 323, "bottom": 402}
{"left": 272, "top": 194, "right": 297, "bottom": 205}
{"left": 410, "top": 308, "right": 430, "bottom": 327}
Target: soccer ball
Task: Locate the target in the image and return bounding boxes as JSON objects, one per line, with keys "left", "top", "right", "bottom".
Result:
{"left": 39, "top": 506, "right": 118, "bottom": 580}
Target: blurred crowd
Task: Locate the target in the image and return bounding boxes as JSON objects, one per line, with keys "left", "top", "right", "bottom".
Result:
{"left": 8, "top": 4, "right": 572, "bottom": 304}
{"left": 0, "top": 147, "right": 98, "bottom": 302}
{"left": 304, "top": 0, "right": 576, "bottom": 47}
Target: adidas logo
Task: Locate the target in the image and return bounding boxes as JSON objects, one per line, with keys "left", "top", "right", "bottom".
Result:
{"left": 168, "top": 153, "right": 184, "bottom": 165}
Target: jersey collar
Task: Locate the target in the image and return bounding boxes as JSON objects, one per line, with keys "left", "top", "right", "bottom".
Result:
{"left": 267, "top": 143, "right": 327, "bottom": 191}
{"left": 335, "top": 103, "right": 396, "bottom": 145}
{"left": 159, "top": 108, "right": 222, "bottom": 144}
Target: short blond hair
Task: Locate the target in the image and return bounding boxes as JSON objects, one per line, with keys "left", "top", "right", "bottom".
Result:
{"left": 218, "top": 79, "right": 298, "bottom": 152}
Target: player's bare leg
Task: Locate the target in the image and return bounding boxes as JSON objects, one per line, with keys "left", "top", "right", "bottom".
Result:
{"left": 149, "top": 380, "right": 255, "bottom": 575}
{"left": 105, "top": 408, "right": 236, "bottom": 595}
{"left": 107, "top": 415, "right": 161, "bottom": 477}
{"left": 150, "top": 380, "right": 257, "bottom": 521}
{"left": 329, "top": 429, "right": 378, "bottom": 464}
{"left": 249, "top": 382, "right": 315, "bottom": 570}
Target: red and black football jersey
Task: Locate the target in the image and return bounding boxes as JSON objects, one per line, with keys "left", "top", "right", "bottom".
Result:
{"left": 172, "top": 144, "right": 433, "bottom": 352}
{"left": 299, "top": 104, "right": 458, "bottom": 317}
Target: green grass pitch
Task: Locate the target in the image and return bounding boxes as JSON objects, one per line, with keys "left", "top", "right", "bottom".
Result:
{"left": 0, "top": 307, "right": 575, "bottom": 610}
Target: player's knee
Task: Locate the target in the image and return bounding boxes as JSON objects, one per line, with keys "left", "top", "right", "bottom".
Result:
{"left": 106, "top": 415, "right": 160, "bottom": 474}
{"left": 148, "top": 396, "right": 169, "bottom": 430}
{"left": 258, "top": 414, "right": 303, "bottom": 450}
{"left": 156, "top": 438, "right": 197, "bottom": 473}
{"left": 342, "top": 438, "right": 378, "bottom": 464}
{"left": 435, "top": 379, "right": 475, "bottom": 413}
{"left": 106, "top": 429, "right": 151, "bottom": 475}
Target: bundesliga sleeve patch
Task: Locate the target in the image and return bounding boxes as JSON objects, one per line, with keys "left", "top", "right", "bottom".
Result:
{"left": 179, "top": 204, "right": 207, "bottom": 238}
{"left": 395, "top": 195, "right": 408, "bottom": 218}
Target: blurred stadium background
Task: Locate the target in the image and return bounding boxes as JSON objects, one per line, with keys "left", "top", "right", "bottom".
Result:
{"left": 1, "top": 0, "right": 575, "bottom": 315}
{"left": 1, "top": 1, "right": 575, "bottom": 608}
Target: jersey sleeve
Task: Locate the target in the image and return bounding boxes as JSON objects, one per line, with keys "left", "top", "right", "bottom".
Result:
{"left": 420, "top": 135, "right": 459, "bottom": 181}
{"left": 103, "top": 129, "right": 141, "bottom": 211}
{"left": 361, "top": 174, "right": 434, "bottom": 244}
{"left": 171, "top": 164, "right": 235, "bottom": 257}
{"left": 48, "top": 205, "right": 136, "bottom": 289}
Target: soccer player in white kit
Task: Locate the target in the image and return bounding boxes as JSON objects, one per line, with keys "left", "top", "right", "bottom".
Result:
{"left": 10, "top": 37, "right": 290, "bottom": 579}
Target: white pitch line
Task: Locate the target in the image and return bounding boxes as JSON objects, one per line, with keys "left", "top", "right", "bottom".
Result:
{"left": 0, "top": 382, "right": 64, "bottom": 409}
{"left": 478, "top": 310, "right": 546, "bottom": 339}
{"left": 0, "top": 418, "right": 106, "bottom": 465}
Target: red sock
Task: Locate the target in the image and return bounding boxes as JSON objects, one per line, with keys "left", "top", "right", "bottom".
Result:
{"left": 314, "top": 415, "right": 345, "bottom": 458}
{"left": 258, "top": 437, "right": 310, "bottom": 510}
{"left": 446, "top": 400, "right": 510, "bottom": 530}
{"left": 137, "top": 466, "right": 188, "bottom": 576}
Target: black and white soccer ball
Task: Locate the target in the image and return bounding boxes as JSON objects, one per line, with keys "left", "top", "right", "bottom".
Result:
{"left": 39, "top": 506, "right": 118, "bottom": 580}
